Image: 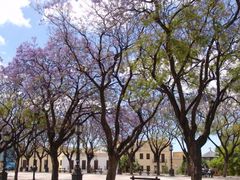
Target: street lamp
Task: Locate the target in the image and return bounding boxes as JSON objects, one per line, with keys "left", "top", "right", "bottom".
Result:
{"left": 1, "top": 131, "right": 11, "bottom": 180}
{"left": 169, "top": 143, "right": 174, "bottom": 176}
{"left": 72, "top": 123, "right": 83, "bottom": 180}
{"left": 32, "top": 121, "right": 38, "bottom": 180}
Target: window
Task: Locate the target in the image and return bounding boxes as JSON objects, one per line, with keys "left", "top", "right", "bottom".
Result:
{"left": 82, "top": 160, "right": 86, "bottom": 170}
{"left": 23, "top": 160, "right": 27, "bottom": 168}
{"left": 154, "top": 155, "right": 157, "bottom": 162}
{"left": 147, "top": 166, "right": 150, "bottom": 171}
{"left": 140, "top": 153, "right": 144, "bottom": 159}
{"left": 146, "top": 153, "right": 150, "bottom": 159}
{"left": 34, "top": 159, "right": 37, "bottom": 167}
{"left": 161, "top": 154, "right": 165, "bottom": 163}
{"left": 44, "top": 160, "right": 49, "bottom": 171}
{"left": 44, "top": 160, "right": 48, "bottom": 166}
{"left": 154, "top": 166, "right": 157, "bottom": 173}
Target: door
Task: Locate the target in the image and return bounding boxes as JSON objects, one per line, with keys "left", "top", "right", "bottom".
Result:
{"left": 94, "top": 160, "right": 98, "bottom": 170}
{"left": 82, "top": 160, "right": 86, "bottom": 170}
{"left": 23, "top": 160, "right": 27, "bottom": 168}
{"left": 70, "top": 160, "right": 74, "bottom": 170}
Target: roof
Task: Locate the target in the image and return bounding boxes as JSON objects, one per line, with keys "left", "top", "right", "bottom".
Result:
{"left": 202, "top": 149, "right": 216, "bottom": 158}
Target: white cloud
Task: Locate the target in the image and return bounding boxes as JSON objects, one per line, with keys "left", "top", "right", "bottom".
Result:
{"left": 0, "top": 36, "right": 5, "bottom": 45}
{"left": 44, "top": 0, "right": 109, "bottom": 31}
{"left": 0, "top": 0, "right": 31, "bottom": 27}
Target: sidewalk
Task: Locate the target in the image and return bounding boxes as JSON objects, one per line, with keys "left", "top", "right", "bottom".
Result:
{"left": 6, "top": 172, "right": 240, "bottom": 180}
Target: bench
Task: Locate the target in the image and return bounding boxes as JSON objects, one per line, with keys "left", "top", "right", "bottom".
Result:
{"left": 130, "top": 176, "right": 160, "bottom": 180}
{"left": 139, "top": 169, "right": 150, "bottom": 175}
{"left": 94, "top": 168, "right": 103, "bottom": 174}
{"left": 59, "top": 168, "right": 66, "bottom": 173}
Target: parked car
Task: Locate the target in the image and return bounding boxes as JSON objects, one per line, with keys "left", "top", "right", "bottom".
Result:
{"left": 5, "top": 162, "right": 16, "bottom": 170}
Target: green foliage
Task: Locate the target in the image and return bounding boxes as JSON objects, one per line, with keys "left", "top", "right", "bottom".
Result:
{"left": 171, "top": 38, "right": 190, "bottom": 63}
{"left": 228, "top": 149, "right": 240, "bottom": 176}
{"left": 177, "top": 160, "right": 187, "bottom": 175}
{"left": 208, "top": 147, "right": 240, "bottom": 176}
{"left": 0, "top": 105, "right": 8, "bottom": 117}
{"left": 162, "top": 164, "right": 169, "bottom": 174}
{"left": 21, "top": 108, "right": 46, "bottom": 129}
{"left": 208, "top": 155, "right": 224, "bottom": 175}
{"left": 229, "top": 65, "right": 240, "bottom": 92}
{"left": 119, "top": 155, "right": 140, "bottom": 173}
{"left": 119, "top": 155, "right": 128, "bottom": 172}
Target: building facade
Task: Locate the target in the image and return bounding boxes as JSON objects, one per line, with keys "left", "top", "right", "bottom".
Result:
{"left": 19, "top": 149, "right": 109, "bottom": 173}
{"left": 135, "top": 143, "right": 184, "bottom": 174}
{"left": 59, "top": 151, "right": 109, "bottom": 172}
{"left": 19, "top": 144, "right": 184, "bottom": 175}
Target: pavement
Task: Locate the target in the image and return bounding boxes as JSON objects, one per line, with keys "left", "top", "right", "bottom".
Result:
{"left": 6, "top": 172, "right": 240, "bottom": 180}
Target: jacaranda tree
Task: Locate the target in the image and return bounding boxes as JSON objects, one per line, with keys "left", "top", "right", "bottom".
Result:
{"left": 5, "top": 39, "right": 92, "bottom": 180}
{"left": 37, "top": 1, "right": 164, "bottom": 180}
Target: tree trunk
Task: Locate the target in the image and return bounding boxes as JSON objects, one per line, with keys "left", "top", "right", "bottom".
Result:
{"left": 156, "top": 156, "right": 160, "bottom": 175}
{"left": 106, "top": 155, "right": 119, "bottom": 180}
{"left": 129, "top": 161, "right": 133, "bottom": 174}
{"left": 37, "top": 158, "right": 41, "bottom": 172}
{"left": 186, "top": 157, "right": 191, "bottom": 176}
{"left": 189, "top": 142, "right": 202, "bottom": 180}
{"left": 67, "top": 158, "right": 72, "bottom": 173}
{"left": 129, "top": 155, "right": 134, "bottom": 174}
{"left": 50, "top": 149, "right": 59, "bottom": 180}
{"left": 87, "top": 158, "right": 91, "bottom": 173}
{"left": 223, "top": 156, "right": 229, "bottom": 177}
{"left": 86, "top": 153, "right": 94, "bottom": 173}
{"left": 14, "top": 157, "right": 20, "bottom": 180}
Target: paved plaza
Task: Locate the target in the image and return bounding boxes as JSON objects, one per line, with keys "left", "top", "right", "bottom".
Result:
{"left": 6, "top": 172, "right": 240, "bottom": 180}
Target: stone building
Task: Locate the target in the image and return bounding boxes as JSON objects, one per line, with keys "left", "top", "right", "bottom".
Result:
{"left": 135, "top": 143, "right": 184, "bottom": 174}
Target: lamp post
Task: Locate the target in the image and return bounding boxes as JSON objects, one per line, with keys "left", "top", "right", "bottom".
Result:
{"left": 32, "top": 121, "right": 37, "bottom": 180}
{"left": 1, "top": 131, "right": 10, "bottom": 180}
{"left": 72, "top": 123, "right": 83, "bottom": 180}
{"left": 169, "top": 143, "right": 174, "bottom": 176}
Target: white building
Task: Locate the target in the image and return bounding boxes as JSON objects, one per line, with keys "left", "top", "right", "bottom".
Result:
{"left": 59, "top": 151, "right": 109, "bottom": 172}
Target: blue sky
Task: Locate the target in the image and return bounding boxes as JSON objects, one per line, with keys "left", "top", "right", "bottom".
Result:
{"left": 173, "top": 136, "right": 219, "bottom": 154}
{"left": 0, "top": 0, "right": 48, "bottom": 65}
